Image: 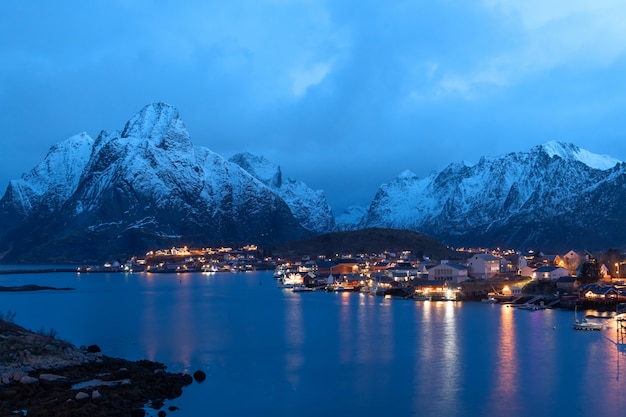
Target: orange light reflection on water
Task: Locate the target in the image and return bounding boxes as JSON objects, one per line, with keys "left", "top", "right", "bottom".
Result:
{"left": 489, "top": 305, "right": 518, "bottom": 415}
{"left": 140, "top": 277, "right": 159, "bottom": 362}
{"left": 412, "top": 301, "right": 460, "bottom": 416}
{"left": 355, "top": 293, "right": 381, "bottom": 364}
{"left": 338, "top": 291, "right": 355, "bottom": 364}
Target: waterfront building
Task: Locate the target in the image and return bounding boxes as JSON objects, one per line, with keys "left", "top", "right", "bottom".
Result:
{"left": 467, "top": 253, "right": 501, "bottom": 279}
{"left": 427, "top": 261, "right": 468, "bottom": 284}
{"left": 533, "top": 266, "right": 571, "bottom": 280}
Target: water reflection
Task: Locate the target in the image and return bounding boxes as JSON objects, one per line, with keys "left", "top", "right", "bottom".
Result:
{"left": 172, "top": 275, "right": 194, "bottom": 369}
{"left": 524, "top": 309, "right": 558, "bottom": 407}
{"left": 490, "top": 305, "right": 518, "bottom": 416}
{"left": 140, "top": 276, "right": 162, "bottom": 362}
{"left": 439, "top": 302, "right": 460, "bottom": 415}
{"left": 284, "top": 293, "right": 304, "bottom": 389}
{"left": 376, "top": 295, "right": 394, "bottom": 364}
{"left": 413, "top": 301, "right": 460, "bottom": 416}
{"left": 356, "top": 293, "right": 375, "bottom": 363}
{"left": 5, "top": 271, "right": 626, "bottom": 417}
{"left": 338, "top": 292, "right": 354, "bottom": 364}
{"left": 582, "top": 329, "right": 626, "bottom": 415}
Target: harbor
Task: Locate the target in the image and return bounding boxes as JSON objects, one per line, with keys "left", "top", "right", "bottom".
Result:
{"left": 1, "top": 269, "right": 626, "bottom": 417}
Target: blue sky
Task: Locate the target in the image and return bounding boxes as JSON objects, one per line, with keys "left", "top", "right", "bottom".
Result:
{"left": 2, "top": 0, "right": 626, "bottom": 213}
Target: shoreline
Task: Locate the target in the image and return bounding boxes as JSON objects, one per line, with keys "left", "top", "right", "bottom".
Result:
{"left": 0, "top": 319, "right": 197, "bottom": 416}
{"left": 0, "top": 268, "right": 79, "bottom": 275}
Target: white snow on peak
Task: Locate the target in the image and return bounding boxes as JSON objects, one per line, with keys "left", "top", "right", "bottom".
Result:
{"left": 24, "top": 132, "right": 94, "bottom": 196}
{"left": 229, "top": 152, "right": 281, "bottom": 188}
{"left": 541, "top": 141, "right": 621, "bottom": 170}
{"left": 6, "top": 132, "right": 94, "bottom": 215}
{"left": 397, "top": 170, "right": 418, "bottom": 180}
{"left": 335, "top": 205, "right": 366, "bottom": 229}
{"left": 229, "top": 152, "right": 334, "bottom": 233}
{"left": 120, "top": 102, "right": 187, "bottom": 143}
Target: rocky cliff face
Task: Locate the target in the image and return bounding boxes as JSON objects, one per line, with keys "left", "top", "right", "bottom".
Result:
{"left": 359, "top": 142, "right": 626, "bottom": 251}
{"left": 229, "top": 152, "right": 335, "bottom": 233}
{"left": 0, "top": 103, "right": 311, "bottom": 263}
{"left": 2, "top": 103, "right": 624, "bottom": 262}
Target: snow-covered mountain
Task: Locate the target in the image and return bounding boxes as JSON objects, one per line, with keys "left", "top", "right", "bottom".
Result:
{"left": 0, "top": 103, "right": 313, "bottom": 263}
{"left": 4, "top": 132, "right": 94, "bottom": 219}
{"left": 360, "top": 141, "right": 626, "bottom": 251}
{"left": 541, "top": 141, "right": 620, "bottom": 170}
{"left": 335, "top": 205, "right": 367, "bottom": 231}
{"left": 2, "top": 105, "right": 624, "bottom": 263}
{"left": 229, "top": 152, "right": 335, "bottom": 233}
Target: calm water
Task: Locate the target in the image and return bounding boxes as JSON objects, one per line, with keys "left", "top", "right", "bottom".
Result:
{"left": 1, "top": 270, "right": 625, "bottom": 417}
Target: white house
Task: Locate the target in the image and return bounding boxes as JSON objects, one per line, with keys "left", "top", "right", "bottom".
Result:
{"left": 533, "top": 266, "right": 571, "bottom": 280}
{"left": 502, "top": 253, "right": 527, "bottom": 273}
{"left": 562, "top": 250, "right": 584, "bottom": 272}
{"left": 467, "top": 254, "right": 501, "bottom": 279}
{"left": 427, "top": 262, "right": 469, "bottom": 284}
{"left": 519, "top": 265, "right": 535, "bottom": 278}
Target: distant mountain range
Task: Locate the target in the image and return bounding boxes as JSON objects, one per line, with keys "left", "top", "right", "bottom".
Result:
{"left": 1, "top": 102, "right": 625, "bottom": 263}
{"left": 359, "top": 141, "right": 626, "bottom": 252}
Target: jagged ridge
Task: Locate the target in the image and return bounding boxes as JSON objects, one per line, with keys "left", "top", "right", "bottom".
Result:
{"left": 0, "top": 103, "right": 313, "bottom": 263}
{"left": 360, "top": 142, "right": 626, "bottom": 251}
{"left": 229, "top": 152, "right": 335, "bottom": 233}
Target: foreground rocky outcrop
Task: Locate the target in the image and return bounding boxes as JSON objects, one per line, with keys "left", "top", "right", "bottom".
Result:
{"left": 0, "top": 319, "right": 195, "bottom": 416}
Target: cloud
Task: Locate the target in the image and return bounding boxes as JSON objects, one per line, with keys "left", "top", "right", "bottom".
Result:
{"left": 290, "top": 61, "right": 333, "bottom": 97}
{"left": 3, "top": 0, "right": 626, "bottom": 212}
{"left": 434, "top": 0, "right": 626, "bottom": 98}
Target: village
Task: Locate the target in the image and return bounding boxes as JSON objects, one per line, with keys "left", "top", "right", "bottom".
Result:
{"left": 87, "top": 244, "right": 626, "bottom": 311}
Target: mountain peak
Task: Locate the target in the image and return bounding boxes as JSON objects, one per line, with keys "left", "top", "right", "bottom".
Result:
{"left": 229, "top": 152, "right": 282, "bottom": 188}
{"left": 540, "top": 140, "right": 621, "bottom": 170}
{"left": 397, "top": 170, "right": 418, "bottom": 180}
{"left": 120, "top": 102, "right": 191, "bottom": 150}
{"left": 230, "top": 152, "right": 335, "bottom": 233}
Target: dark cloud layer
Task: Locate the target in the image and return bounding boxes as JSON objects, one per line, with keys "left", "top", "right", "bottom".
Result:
{"left": 2, "top": 1, "right": 626, "bottom": 213}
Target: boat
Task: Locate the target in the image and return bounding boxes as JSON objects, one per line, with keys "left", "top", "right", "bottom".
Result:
{"left": 273, "top": 265, "right": 287, "bottom": 279}
{"left": 326, "top": 283, "right": 360, "bottom": 292}
{"left": 573, "top": 306, "right": 603, "bottom": 331}
{"left": 573, "top": 319, "right": 604, "bottom": 331}
{"left": 292, "top": 285, "right": 314, "bottom": 292}
{"left": 413, "top": 294, "right": 432, "bottom": 301}
{"left": 201, "top": 264, "right": 219, "bottom": 273}
{"left": 481, "top": 296, "right": 498, "bottom": 304}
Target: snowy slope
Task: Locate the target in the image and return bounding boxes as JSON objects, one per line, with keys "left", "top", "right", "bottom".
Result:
{"left": 230, "top": 152, "right": 335, "bottom": 233}
{"left": 360, "top": 142, "right": 626, "bottom": 250}
{"left": 0, "top": 103, "right": 311, "bottom": 262}
{"left": 2, "top": 132, "right": 94, "bottom": 217}
{"left": 541, "top": 141, "right": 621, "bottom": 170}
{"left": 335, "top": 205, "right": 367, "bottom": 231}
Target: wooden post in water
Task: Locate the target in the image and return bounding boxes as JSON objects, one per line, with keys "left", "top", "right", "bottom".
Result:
{"left": 617, "top": 316, "right": 626, "bottom": 351}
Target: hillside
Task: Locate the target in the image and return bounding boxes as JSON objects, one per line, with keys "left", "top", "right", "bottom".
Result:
{"left": 268, "top": 228, "right": 461, "bottom": 260}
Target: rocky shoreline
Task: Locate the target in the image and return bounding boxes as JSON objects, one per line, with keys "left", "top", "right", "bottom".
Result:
{"left": 0, "top": 319, "right": 198, "bottom": 416}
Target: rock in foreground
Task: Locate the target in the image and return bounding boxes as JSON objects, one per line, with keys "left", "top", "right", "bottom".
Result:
{"left": 0, "top": 319, "right": 193, "bottom": 416}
